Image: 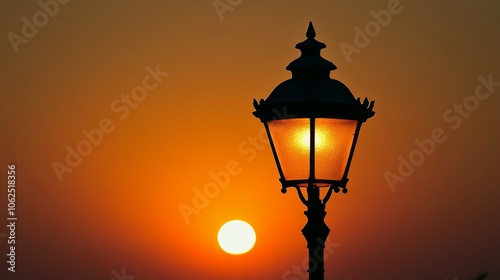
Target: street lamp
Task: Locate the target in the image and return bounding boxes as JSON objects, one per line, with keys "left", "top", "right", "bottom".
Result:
{"left": 252, "top": 22, "right": 375, "bottom": 280}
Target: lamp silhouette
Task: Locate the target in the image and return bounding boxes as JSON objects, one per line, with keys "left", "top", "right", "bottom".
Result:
{"left": 252, "top": 22, "right": 375, "bottom": 280}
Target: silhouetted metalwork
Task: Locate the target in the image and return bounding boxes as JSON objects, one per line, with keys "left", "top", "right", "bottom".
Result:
{"left": 253, "top": 22, "right": 375, "bottom": 280}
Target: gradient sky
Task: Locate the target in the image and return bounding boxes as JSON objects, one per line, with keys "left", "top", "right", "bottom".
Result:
{"left": 1, "top": 1, "right": 499, "bottom": 279}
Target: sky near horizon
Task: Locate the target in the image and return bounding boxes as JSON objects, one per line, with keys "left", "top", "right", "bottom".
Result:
{"left": 1, "top": 1, "right": 500, "bottom": 279}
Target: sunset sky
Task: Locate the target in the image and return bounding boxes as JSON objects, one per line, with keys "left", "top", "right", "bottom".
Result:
{"left": 1, "top": 1, "right": 499, "bottom": 279}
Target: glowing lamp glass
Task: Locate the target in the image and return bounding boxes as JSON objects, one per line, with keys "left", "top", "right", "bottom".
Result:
{"left": 267, "top": 118, "right": 358, "bottom": 184}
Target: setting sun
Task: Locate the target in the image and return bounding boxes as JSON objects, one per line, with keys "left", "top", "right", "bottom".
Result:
{"left": 2, "top": 1, "right": 498, "bottom": 279}
{"left": 217, "top": 220, "right": 256, "bottom": 255}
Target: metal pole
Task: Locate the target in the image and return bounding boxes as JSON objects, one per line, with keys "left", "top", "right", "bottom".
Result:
{"left": 302, "top": 186, "right": 330, "bottom": 280}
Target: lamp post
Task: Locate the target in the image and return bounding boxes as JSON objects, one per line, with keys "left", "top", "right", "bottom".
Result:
{"left": 252, "top": 22, "right": 375, "bottom": 280}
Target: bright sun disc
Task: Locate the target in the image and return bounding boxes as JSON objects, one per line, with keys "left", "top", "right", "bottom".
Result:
{"left": 217, "top": 220, "right": 256, "bottom": 255}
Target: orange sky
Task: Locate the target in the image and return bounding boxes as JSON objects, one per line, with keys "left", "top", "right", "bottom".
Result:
{"left": 1, "top": 1, "right": 499, "bottom": 279}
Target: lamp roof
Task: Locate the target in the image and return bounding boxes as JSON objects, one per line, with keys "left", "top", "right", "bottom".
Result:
{"left": 253, "top": 22, "right": 375, "bottom": 122}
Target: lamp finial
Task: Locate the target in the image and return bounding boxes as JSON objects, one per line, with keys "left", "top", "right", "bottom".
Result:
{"left": 306, "top": 21, "right": 316, "bottom": 39}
